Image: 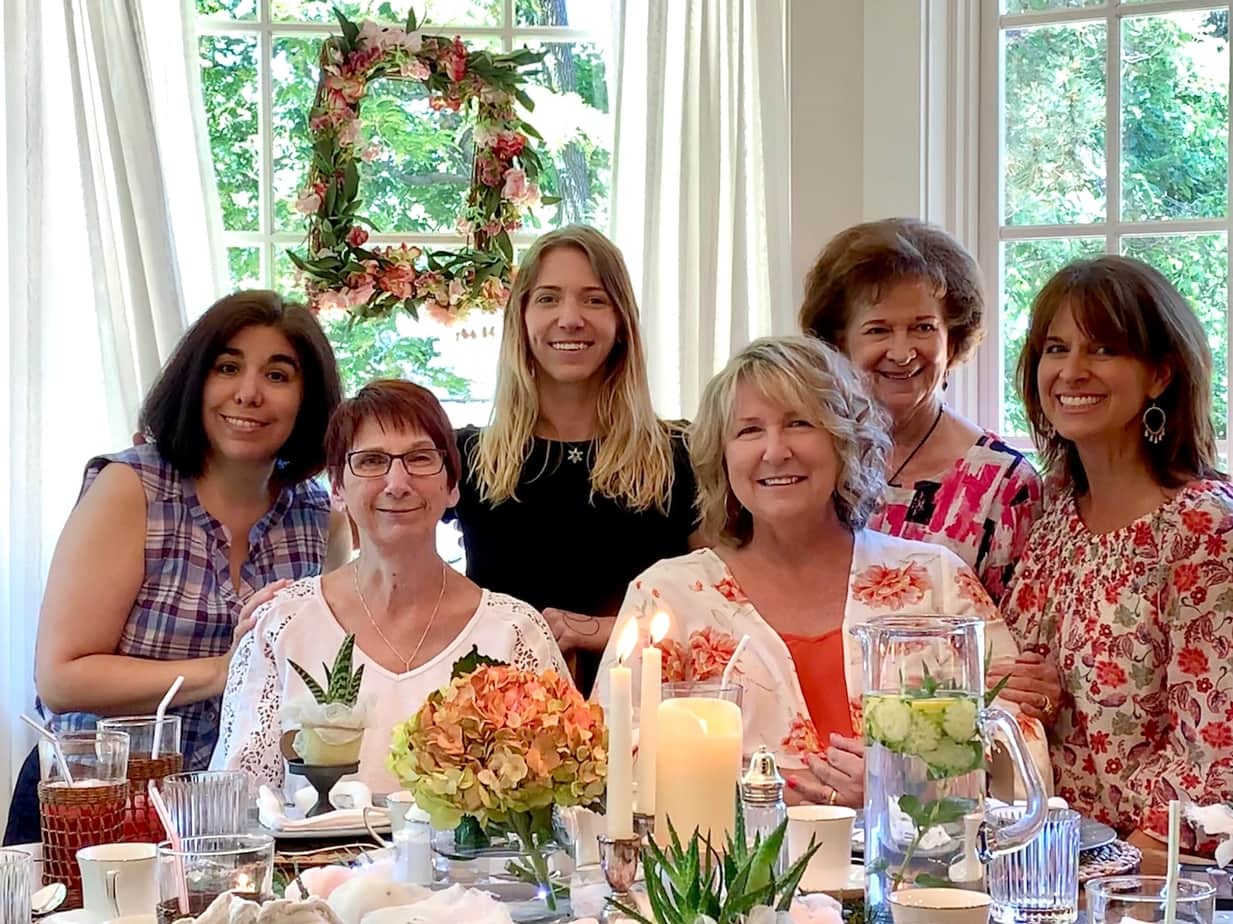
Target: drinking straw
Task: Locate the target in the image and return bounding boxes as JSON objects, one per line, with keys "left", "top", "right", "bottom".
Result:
{"left": 152, "top": 675, "right": 184, "bottom": 759}
{"left": 721, "top": 634, "right": 751, "bottom": 689}
{"left": 20, "top": 714, "right": 72, "bottom": 785}
{"left": 1164, "top": 799, "right": 1181, "bottom": 924}
{"left": 148, "top": 780, "right": 189, "bottom": 913}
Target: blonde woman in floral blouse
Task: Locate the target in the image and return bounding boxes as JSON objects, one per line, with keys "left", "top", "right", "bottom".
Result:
{"left": 1002, "top": 256, "right": 1233, "bottom": 858}
{"left": 596, "top": 337, "right": 1047, "bottom": 808}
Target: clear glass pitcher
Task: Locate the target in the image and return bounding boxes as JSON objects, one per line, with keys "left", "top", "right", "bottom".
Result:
{"left": 852, "top": 616, "right": 1048, "bottom": 923}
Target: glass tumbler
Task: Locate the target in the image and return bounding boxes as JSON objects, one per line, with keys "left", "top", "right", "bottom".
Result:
{"left": 1086, "top": 875, "right": 1216, "bottom": 924}
{"left": 159, "top": 770, "right": 252, "bottom": 838}
{"left": 99, "top": 715, "right": 184, "bottom": 843}
{"left": 37, "top": 729, "right": 130, "bottom": 907}
{"left": 985, "top": 805, "right": 1080, "bottom": 923}
{"left": 156, "top": 834, "right": 274, "bottom": 923}
{"left": 0, "top": 848, "right": 33, "bottom": 924}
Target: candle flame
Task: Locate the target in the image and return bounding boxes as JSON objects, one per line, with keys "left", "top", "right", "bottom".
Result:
{"left": 650, "top": 611, "right": 670, "bottom": 644}
{"left": 616, "top": 621, "right": 639, "bottom": 663}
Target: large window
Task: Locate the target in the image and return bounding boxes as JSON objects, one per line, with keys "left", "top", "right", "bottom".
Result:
{"left": 986, "top": 0, "right": 1231, "bottom": 462}
{"left": 195, "top": 0, "right": 614, "bottom": 418}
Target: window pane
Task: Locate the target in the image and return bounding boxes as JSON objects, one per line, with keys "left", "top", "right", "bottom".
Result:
{"left": 516, "top": 0, "right": 612, "bottom": 31}
{"left": 199, "top": 35, "right": 260, "bottom": 232}
{"left": 1002, "top": 0, "right": 1103, "bottom": 13}
{"left": 1121, "top": 234, "right": 1228, "bottom": 442}
{"left": 227, "top": 247, "right": 263, "bottom": 290}
{"left": 1003, "top": 22, "right": 1106, "bottom": 226}
{"left": 272, "top": 0, "right": 500, "bottom": 26}
{"left": 197, "top": 0, "right": 257, "bottom": 18}
{"left": 1001, "top": 237, "right": 1105, "bottom": 436}
{"left": 272, "top": 36, "right": 324, "bottom": 234}
{"left": 521, "top": 41, "right": 612, "bottom": 228}
{"left": 1121, "top": 12, "right": 1228, "bottom": 221}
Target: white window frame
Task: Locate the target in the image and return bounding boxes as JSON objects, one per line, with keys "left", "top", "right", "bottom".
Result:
{"left": 977, "top": 0, "right": 1233, "bottom": 463}
{"left": 196, "top": 0, "right": 608, "bottom": 294}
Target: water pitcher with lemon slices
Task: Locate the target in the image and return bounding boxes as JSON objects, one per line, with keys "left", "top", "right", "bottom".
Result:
{"left": 852, "top": 616, "right": 1049, "bottom": 924}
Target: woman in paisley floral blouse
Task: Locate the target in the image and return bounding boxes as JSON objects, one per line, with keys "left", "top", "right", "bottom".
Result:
{"left": 595, "top": 336, "right": 1039, "bottom": 808}
{"left": 1002, "top": 255, "right": 1232, "bottom": 857}
{"left": 801, "top": 219, "right": 1042, "bottom": 602}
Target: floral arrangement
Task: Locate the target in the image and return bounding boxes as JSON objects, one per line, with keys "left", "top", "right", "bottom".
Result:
{"left": 291, "top": 7, "right": 558, "bottom": 321}
{"left": 387, "top": 651, "right": 607, "bottom": 910}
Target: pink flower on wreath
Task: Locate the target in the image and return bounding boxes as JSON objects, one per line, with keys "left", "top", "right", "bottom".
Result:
{"left": 502, "top": 168, "right": 540, "bottom": 207}
{"left": 445, "top": 37, "right": 468, "bottom": 82}
{"left": 345, "top": 226, "right": 369, "bottom": 248}
{"left": 399, "top": 57, "right": 431, "bottom": 80}
{"left": 324, "top": 71, "right": 365, "bottom": 105}
{"left": 360, "top": 144, "right": 382, "bottom": 163}
{"left": 850, "top": 562, "right": 930, "bottom": 610}
{"left": 478, "top": 155, "right": 504, "bottom": 188}
{"left": 337, "top": 118, "right": 361, "bottom": 147}
{"left": 425, "top": 301, "right": 456, "bottom": 326}
{"left": 689, "top": 627, "right": 739, "bottom": 681}
{"left": 783, "top": 713, "right": 823, "bottom": 756}
{"left": 313, "top": 289, "right": 348, "bottom": 314}
{"left": 479, "top": 275, "right": 510, "bottom": 307}
{"left": 344, "top": 280, "right": 375, "bottom": 308}
{"left": 378, "top": 263, "right": 418, "bottom": 300}
{"left": 493, "top": 130, "right": 527, "bottom": 160}
{"left": 295, "top": 188, "right": 322, "bottom": 215}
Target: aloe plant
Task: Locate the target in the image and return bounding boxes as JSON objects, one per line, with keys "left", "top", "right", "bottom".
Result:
{"left": 289, "top": 633, "right": 365, "bottom": 706}
{"left": 611, "top": 794, "right": 820, "bottom": 924}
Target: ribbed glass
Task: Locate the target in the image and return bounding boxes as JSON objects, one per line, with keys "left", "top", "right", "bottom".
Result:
{"left": 986, "top": 806, "right": 1080, "bottom": 923}
{"left": 160, "top": 770, "right": 251, "bottom": 838}
{"left": 0, "top": 849, "right": 32, "bottom": 924}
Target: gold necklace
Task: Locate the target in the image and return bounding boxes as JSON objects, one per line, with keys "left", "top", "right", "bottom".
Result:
{"left": 352, "top": 560, "right": 447, "bottom": 673}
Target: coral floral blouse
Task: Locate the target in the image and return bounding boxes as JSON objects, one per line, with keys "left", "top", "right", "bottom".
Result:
{"left": 1003, "top": 480, "right": 1233, "bottom": 854}
{"left": 595, "top": 532, "right": 1044, "bottom": 776}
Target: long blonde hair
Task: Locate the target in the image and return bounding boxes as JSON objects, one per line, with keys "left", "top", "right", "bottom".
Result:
{"left": 473, "top": 225, "right": 678, "bottom": 512}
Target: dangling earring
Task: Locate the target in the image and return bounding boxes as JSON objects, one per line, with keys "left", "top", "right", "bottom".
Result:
{"left": 1143, "top": 403, "right": 1167, "bottom": 445}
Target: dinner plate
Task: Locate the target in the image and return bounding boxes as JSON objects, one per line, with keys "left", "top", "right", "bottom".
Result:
{"left": 850, "top": 814, "right": 1118, "bottom": 854}
{"left": 259, "top": 821, "right": 389, "bottom": 840}
{"left": 43, "top": 911, "right": 94, "bottom": 924}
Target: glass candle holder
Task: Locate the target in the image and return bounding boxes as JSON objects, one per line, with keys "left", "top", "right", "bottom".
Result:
{"left": 156, "top": 834, "right": 274, "bottom": 923}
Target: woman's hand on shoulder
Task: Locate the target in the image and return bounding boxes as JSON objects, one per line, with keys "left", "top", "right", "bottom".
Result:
{"left": 210, "top": 578, "right": 292, "bottom": 694}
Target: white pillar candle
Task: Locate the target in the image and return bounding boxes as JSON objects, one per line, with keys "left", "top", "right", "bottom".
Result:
{"left": 606, "top": 622, "right": 638, "bottom": 839}
{"left": 655, "top": 696, "right": 743, "bottom": 848}
{"left": 635, "top": 611, "right": 669, "bottom": 818}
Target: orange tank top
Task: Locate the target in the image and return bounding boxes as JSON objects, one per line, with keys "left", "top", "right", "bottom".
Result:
{"left": 780, "top": 628, "right": 854, "bottom": 744}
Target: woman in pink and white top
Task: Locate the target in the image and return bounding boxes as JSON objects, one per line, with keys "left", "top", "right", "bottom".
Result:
{"left": 1002, "top": 256, "right": 1233, "bottom": 858}
{"left": 801, "top": 219, "right": 1042, "bottom": 605}
{"left": 595, "top": 337, "right": 1045, "bottom": 809}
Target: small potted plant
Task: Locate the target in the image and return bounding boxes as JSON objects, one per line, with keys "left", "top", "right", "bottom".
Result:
{"left": 284, "top": 634, "right": 368, "bottom": 766}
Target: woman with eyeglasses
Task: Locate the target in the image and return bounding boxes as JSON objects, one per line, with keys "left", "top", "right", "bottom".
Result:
{"left": 212, "top": 379, "right": 568, "bottom": 793}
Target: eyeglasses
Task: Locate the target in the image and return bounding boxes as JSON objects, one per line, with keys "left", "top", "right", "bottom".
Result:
{"left": 346, "top": 448, "right": 446, "bottom": 478}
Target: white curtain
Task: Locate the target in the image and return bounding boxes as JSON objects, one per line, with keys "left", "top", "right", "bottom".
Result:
{"left": 0, "top": 0, "right": 223, "bottom": 824}
{"left": 610, "top": 0, "right": 792, "bottom": 420}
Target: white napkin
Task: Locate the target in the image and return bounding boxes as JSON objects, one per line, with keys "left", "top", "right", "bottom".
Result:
{"left": 173, "top": 891, "right": 342, "bottom": 923}
{"left": 358, "top": 884, "right": 514, "bottom": 924}
{"left": 258, "top": 783, "right": 387, "bottom": 832}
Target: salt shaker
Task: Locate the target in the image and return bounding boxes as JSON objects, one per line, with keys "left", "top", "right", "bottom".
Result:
{"left": 393, "top": 805, "right": 434, "bottom": 886}
{"left": 741, "top": 746, "right": 787, "bottom": 876}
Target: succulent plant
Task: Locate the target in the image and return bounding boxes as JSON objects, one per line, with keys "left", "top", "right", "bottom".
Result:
{"left": 289, "top": 633, "right": 365, "bottom": 707}
{"left": 611, "top": 794, "right": 819, "bottom": 924}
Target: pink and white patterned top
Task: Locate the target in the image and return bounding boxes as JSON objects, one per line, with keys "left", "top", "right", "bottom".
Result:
{"left": 870, "top": 433, "right": 1043, "bottom": 603}
{"left": 594, "top": 534, "right": 1049, "bottom": 782}
{"left": 1003, "top": 480, "right": 1233, "bottom": 855}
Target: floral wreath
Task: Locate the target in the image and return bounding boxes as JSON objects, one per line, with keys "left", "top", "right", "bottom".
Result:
{"left": 290, "top": 7, "right": 557, "bottom": 322}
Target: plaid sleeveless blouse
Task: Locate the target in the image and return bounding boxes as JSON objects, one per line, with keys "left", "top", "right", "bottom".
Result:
{"left": 44, "top": 443, "right": 329, "bottom": 769}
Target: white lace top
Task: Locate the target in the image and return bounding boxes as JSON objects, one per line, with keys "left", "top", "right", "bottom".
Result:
{"left": 210, "top": 576, "right": 568, "bottom": 794}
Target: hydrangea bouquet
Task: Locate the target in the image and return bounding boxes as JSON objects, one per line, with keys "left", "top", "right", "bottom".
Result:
{"left": 388, "top": 650, "right": 608, "bottom": 910}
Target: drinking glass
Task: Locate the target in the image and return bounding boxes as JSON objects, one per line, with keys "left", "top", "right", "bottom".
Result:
{"left": 0, "top": 848, "right": 33, "bottom": 924}
{"left": 159, "top": 771, "right": 252, "bottom": 838}
{"left": 99, "top": 716, "right": 184, "bottom": 843}
{"left": 155, "top": 834, "right": 274, "bottom": 923}
{"left": 985, "top": 805, "right": 1080, "bottom": 923}
{"left": 1086, "top": 876, "right": 1216, "bottom": 924}
{"left": 660, "top": 680, "right": 744, "bottom": 708}
{"left": 37, "top": 729, "right": 130, "bottom": 906}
